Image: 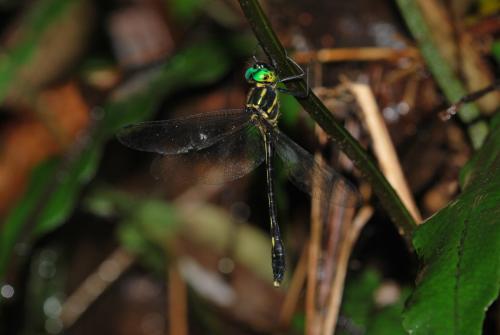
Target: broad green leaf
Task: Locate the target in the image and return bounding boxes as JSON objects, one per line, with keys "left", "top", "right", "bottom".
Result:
{"left": 0, "top": 41, "right": 234, "bottom": 279}
{"left": 403, "top": 114, "right": 500, "bottom": 335}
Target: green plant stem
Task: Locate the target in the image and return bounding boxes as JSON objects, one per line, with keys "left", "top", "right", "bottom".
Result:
{"left": 238, "top": 0, "right": 417, "bottom": 241}
{"left": 395, "top": 0, "right": 488, "bottom": 149}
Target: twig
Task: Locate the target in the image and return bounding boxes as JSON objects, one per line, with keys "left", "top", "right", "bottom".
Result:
{"left": 306, "top": 153, "right": 326, "bottom": 335}
{"left": 238, "top": 0, "right": 416, "bottom": 243}
{"left": 346, "top": 80, "right": 422, "bottom": 223}
{"left": 169, "top": 262, "right": 188, "bottom": 335}
{"left": 60, "top": 247, "right": 135, "bottom": 328}
{"left": 293, "top": 47, "right": 421, "bottom": 64}
{"left": 441, "top": 80, "right": 500, "bottom": 121}
{"left": 322, "top": 206, "right": 374, "bottom": 335}
{"left": 278, "top": 243, "right": 308, "bottom": 329}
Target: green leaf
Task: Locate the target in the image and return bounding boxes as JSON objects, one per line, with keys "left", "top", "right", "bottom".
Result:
{"left": 403, "top": 114, "right": 500, "bottom": 335}
{"left": 0, "top": 147, "right": 102, "bottom": 279}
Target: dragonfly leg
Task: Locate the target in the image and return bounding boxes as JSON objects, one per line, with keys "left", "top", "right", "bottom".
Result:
{"left": 278, "top": 56, "right": 310, "bottom": 98}
{"left": 264, "top": 131, "right": 286, "bottom": 286}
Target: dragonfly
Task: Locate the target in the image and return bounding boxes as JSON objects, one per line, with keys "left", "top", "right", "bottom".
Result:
{"left": 117, "top": 60, "right": 360, "bottom": 287}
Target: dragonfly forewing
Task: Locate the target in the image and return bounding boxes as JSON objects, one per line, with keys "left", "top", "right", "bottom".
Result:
{"left": 116, "top": 110, "right": 252, "bottom": 154}
{"left": 150, "top": 120, "right": 266, "bottom": 184}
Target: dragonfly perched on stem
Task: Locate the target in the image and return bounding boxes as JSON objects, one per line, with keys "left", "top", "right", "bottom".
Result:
{"left": 117, "top": 58, "right": 360, "bottom": 286}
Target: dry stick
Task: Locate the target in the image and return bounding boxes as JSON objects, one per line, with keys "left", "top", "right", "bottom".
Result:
{"left": 278, "top": 243, "right": 309, "bottom": 329}
{"left": 305, "top": 63, "right": 329, "bottom": 335}
{"left": 317, "top": 195, "right": 356, "bottom": 315}
{"left": 306, "top": 153, "right": 325, "bottom": 335}
{"left": 60, "top": 247, "right": 135, "bottom": 327}
{"left": 169, "top": 262, "right": 188, "bottom": 335}
{"left": 346, "top": 81, "right": 422, "bottom": 223}
{"left": 293, "top": 47, "right": 421, "bottom": 64}
{"left": 322, "top": 206, "right": 374, "bottom": 335}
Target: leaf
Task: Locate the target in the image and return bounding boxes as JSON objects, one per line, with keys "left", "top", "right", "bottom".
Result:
{"left": 403, "top": 114, "right": 500, "bottom": 334}
{"left": 0, "top": 41, "right": 234, "bottom": 279}
{"left": 0, "top": 147, "right": 102, "bottom": 278}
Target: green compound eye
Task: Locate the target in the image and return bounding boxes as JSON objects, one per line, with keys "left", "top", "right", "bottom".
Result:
{"left": 245, "top": 64, "right": 276, "bottom": 83}
{"left": 245, "top": 66, "right": 257, "bottom": 81}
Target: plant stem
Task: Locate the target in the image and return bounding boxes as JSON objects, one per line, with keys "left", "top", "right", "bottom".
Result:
{"left": 238, "top": 0, "right": 417, "bottom": 241}
{"left": 395, "top": 0, "right": 488, "bottom": 149}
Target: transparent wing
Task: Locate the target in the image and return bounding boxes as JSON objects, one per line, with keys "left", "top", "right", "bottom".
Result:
{"left": 272, "top": 127, "right": 360, "bottom": 208}
{"left": 116, "top": 110, "right": 252, "bottom": 154}
{"left": 150, "top": 120, "right": 265, "bottom": 184}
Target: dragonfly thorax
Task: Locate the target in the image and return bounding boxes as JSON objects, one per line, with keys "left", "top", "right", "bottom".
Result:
{"left": 246, "top": 85, "right": 280, "bottom": 126}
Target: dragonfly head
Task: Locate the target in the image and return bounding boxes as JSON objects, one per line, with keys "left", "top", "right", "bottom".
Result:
{"left": 245, "top": 62, "right": 277, "bottom": 85}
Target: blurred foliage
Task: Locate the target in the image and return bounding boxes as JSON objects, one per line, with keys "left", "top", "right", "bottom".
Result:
{"left": 86, "top": 188, "right": 180, "bottom": 273}
{"left": 394, "top": 0, "right": 479, "bottom": 123}
{"left": 403, "top": 113, "right": 500, "bottom": 335}
{"left": 492, "top": 40, "right": 500, "bottom": 65}
{"left": 0, "top": 0, "right": 86, "bottom": 103}
{"left": 166, "top": 0, "right": 244, "bottom": 27}
{"left": 21, "top": 246, "right": 67, "bottom": 335}
{"left": 478, "top": 0, "right": 500, "bottom": 15}
{"left": 338, "top": 269, "right": 408, "bottom": 335}
{"left": 166, "top": 0, "right": 204, "bottom": 23}
{"left": 395, "top": 0, "right": 488, "bottom": 149}
{"left": 279, "top": 92, "right": 302, "bottom": 127}
{"left": 0, "top": 39, "right": 244, "bottom": 279}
